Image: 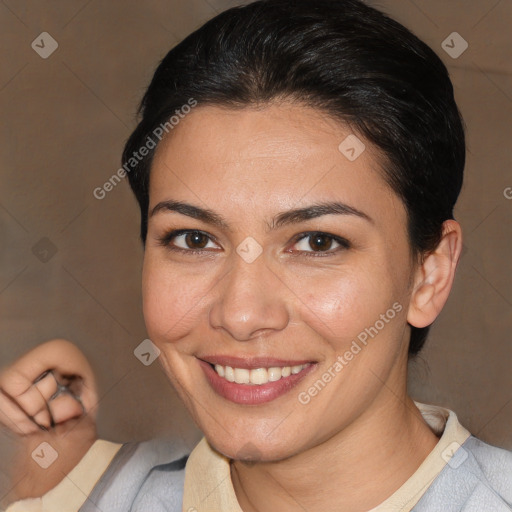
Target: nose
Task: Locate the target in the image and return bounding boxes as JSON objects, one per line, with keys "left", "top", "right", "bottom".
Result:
{"left": 208, "top": 254, "right": 290, "bottom": 341}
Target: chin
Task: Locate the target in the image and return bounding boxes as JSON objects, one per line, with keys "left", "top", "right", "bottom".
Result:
{"left": 205, "top": 427, "right": 306, "bottom": 463}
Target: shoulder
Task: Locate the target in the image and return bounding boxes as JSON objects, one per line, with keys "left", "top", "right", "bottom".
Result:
{"left": 413, "top": 436, "right": 512, "bottom": 511}
{"left": 463, "top": 436, "right": 512, "bottom": 499}
{"left": 78, "top": 438, "right": 190, "bottom": 512}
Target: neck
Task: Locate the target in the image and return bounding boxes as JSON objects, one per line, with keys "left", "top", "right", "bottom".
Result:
{"left": 231, "top": 383, "right": 439, "bottom": 512}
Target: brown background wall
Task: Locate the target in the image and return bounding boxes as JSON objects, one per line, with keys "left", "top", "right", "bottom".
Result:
{"left": 1, "top": 0, "right": 511, "bottom": 497}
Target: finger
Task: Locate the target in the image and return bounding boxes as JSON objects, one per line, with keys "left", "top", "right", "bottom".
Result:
{"left": 59, "top": 375, "right": 93, "bottom": 414}
{"left": 32, "top": 407, "right": 54, "bottom": 430}
{"left": 0, "top": 389, "right": 41, "bottom": 435}
{"left": 0, "top": 340, "right": 93, "bottom": 400}
{"left": 0, "top": 339, "right": 99, "bottom": 425}
{"left": 48, "top": 393, "right": 85, "bottom": 424}
{"left": 0, "top": 367, "right": 39, "bottom": 402}
{"left": 74, "top": 378, "right": 97, "bottom": 416}
{"left": 33, "top": 340, "right": 98, "bottom": 416}
{"left": 3, "top": 371, "right": 61, "bottom": 430}
{"left": 33, "top": 371, "right": 59, "bottom": 401}
{"left": 15, "top": 385, "right": 53, "bottom": 427}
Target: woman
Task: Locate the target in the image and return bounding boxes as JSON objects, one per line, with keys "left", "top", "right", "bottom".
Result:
{"left": 2, "top": 0, "right": 511, "bottom": 510}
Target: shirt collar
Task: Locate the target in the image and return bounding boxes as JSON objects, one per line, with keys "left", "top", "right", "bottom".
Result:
{"left": 183, "top": 401, "right": 471, "bottom": 512}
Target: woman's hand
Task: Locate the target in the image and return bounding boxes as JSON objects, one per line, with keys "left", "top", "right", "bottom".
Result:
{"left": 0, "top": 339, "right": 98, "bottom": 435}
{"left": 0, "top": 339, "right": 100, "bottom": 503}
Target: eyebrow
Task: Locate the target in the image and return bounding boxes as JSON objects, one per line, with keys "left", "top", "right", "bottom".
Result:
{"left": 149, "top": 199, "right": 374, "bottom": 231}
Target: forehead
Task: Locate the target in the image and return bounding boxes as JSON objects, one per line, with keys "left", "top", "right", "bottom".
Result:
{"left": 149, "top": 102, "right": 404, "bottom": 228}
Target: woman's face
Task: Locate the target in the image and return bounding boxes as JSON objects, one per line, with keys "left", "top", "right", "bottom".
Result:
{"left": 142, "top": 102, "right": 418, "bottom": 461}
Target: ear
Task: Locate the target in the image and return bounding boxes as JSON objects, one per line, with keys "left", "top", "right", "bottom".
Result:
{"left": 407, "top": 220, "right": 463, "bottom": 329}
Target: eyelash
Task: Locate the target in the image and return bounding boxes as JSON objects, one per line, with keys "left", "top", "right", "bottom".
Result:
{"left": 156, "top": 229, "right": 351, "bottom": 257}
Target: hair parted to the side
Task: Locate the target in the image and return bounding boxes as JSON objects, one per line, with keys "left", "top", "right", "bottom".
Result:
{"left": 122, "top": 0, "right": 465, "bottom": 356}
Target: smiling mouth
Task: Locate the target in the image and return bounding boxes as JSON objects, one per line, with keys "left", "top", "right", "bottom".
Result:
{"left": 210, "top": 363, "right": 312, "bottom": 386}
{"left": 199, "top": 357, "right": 317, "bottom": 405}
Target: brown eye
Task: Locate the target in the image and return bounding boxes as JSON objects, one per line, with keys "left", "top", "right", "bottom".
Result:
{"left": 184, "top": 231, "right": 209, "bottom": 249}
{"left": 309, "top": 233, "right": 334, "bottom": 251}
{"left": 157, "top": 229, "right": 219, "bottom": 253}
{"left": 291, "top": 232, "right": 350, "bottom": 256}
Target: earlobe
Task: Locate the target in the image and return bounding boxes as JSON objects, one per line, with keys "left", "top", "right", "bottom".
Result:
{"left": 407, "top": 220, "right": 463, "bottom": 329}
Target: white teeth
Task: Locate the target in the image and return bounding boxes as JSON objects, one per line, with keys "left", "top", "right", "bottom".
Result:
{"left": 268, "top": 367, "right": 282, "bottom": 382}
{"left": 225, "top": 366, "right": 235, "bottom": 382}
{"left": 215, "top": 364, "right": 225, "bottom": 377}
{"left": 212, "top": 363, "right": 310, "bottom": 385}
{"left": 234, "top": 368, "right": 250, "bottom": 384}
{"left": 250, "top": 368, "right": 268, "bottom": 385}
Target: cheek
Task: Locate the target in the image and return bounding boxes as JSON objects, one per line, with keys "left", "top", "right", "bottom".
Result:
{"left": 294, "top": 264, "right": 410, "bottom": 385}
{"left": 295, "top": 268, "right": 396, "bottom": 344}
{"left": 142, "top": 256, "right": 211, "bottom": 343}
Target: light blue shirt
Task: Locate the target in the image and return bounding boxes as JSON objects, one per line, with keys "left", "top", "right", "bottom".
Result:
{"left": 78, "top": 429, "right": 512, "bottom": 511}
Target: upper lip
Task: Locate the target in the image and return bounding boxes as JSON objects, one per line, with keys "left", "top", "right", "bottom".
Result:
{"left": 199, "top": 355, "right": 315, "bottom": 369}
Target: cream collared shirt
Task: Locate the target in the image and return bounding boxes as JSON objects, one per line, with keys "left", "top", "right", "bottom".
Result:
{"left": 183, "top": 402, "right": 471, "bottom": 512}
{"left": 5, "top": 439, "right": 122, "bottom": 512}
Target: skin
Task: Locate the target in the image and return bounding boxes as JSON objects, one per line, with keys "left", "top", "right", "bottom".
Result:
{"left": 0, "top": 339, "right": 98, "bottom": 503}
{"left": 143, "top": 102, "right": 463, "bottom": 511}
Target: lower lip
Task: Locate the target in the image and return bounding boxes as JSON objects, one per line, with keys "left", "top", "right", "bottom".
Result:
{"left": 199, "top": 360, "right": 316, "bottom": 405}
